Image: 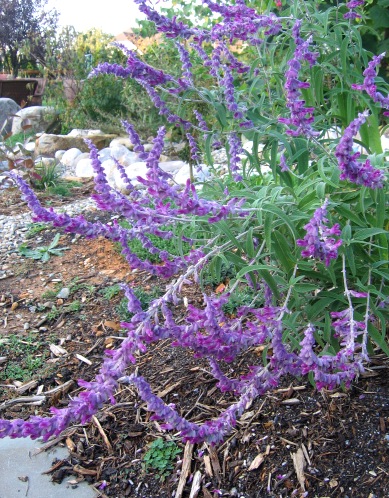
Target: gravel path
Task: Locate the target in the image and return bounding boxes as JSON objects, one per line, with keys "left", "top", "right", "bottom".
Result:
{"left": 0, "top": 198, "right": 96, "bottom": 279}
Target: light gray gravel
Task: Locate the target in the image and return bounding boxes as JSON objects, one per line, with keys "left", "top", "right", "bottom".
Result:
{"left": 0, "top": 198, "right": 96, "bottom": 280}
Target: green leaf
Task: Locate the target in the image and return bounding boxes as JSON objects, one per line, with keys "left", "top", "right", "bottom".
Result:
{"left": 352, "top": 228, "right": 388, "bottom": 241}
{"left": 367, "top": 322, "right": 389, "bottom": 356}
{"left": 245, "top": 227, "right": 255, "bottom": 258}
{"left": 262, "top": 203, "right": 298, "bottom": 241}
{"left": 272, "top": 230, "right": 296, "bottom": 273}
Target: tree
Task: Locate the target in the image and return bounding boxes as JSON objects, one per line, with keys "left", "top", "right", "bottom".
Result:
{"left": 0, "top": 0, "right": 58, "bottom": 76}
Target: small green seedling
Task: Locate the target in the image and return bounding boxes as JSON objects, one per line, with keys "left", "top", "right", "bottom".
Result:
{"left": 26, "top": 222, "right": 49, "bottom": 239}
{"left": 100, "top": 284, "right": 122, "bottom": 300}
{"left": 19, "top": 233, "right": 69, "bottom": 263}
{"left": 142, "top": 438, "right": 181, "bottom": 481}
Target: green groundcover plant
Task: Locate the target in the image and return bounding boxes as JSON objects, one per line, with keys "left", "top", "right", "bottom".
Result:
{"left": 1, "top": 0, "right": 388, "bottom": 450}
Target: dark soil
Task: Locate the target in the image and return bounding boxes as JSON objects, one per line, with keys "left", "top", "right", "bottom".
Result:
{"left": 0, "top": 186, "right": 388, "bottom": 498}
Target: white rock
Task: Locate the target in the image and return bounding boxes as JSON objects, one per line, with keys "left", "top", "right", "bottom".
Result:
{"left": 174, "top": 163, "right": 211, "bottom": 185}
{"left": 109, "top": 145, "right": 138, "bottom": 165}
{"left": 101, "top": 158, "right": 117, "bottom": 183}
{"left": 381, "top": 134, "right": 389, "bottom": 151}
{"left": 36, "top": 157, "right": 56, "bottom": 168}
{"left": 158, "top": 160, "right": 188, "bottom": 174}
{"left": 74, "top": 152, "right": 90, "bottom": 166}
{"left": 75, "top": 158, "right": 94, "bottom": 177}
{"left": 110, "top": 137, "right": 134, "bottom": 149}
{"left": 143, "top": 143, "right": 154, "bottom": 152}
{"left": 11, "top": 106, "right": 59, "bottom": 135}
{"left": 55, "top": 150, "right": 66, "bottom": 161}
{"left": 61, "top": 148, "right": 82, "bottom": 166}
{"left": 67, "top": 129, "right": 103, "bottom": 137}
{"left": 24, "top": 142, "right": 35, "bottom": 153}
{"left": 98, "top": 147, "right": 112, "bottom": 162}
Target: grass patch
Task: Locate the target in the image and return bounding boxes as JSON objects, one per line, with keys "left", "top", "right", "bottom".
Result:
{"left": 0, "top": 333, "right": 47, "bottom": 382}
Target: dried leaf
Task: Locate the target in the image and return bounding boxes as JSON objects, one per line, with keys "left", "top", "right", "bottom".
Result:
{"left": 103, "top": 320, "right": 121, "bottom": 331}
{"left": 66, "top": 437, "right": 76, "bottom": 452}
{"left": 215, "top": 283, "right": 226, "bottom": 294}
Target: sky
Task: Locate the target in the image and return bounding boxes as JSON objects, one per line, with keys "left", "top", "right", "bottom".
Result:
{"left": 45, "top": 0, "right": 146, "bottom": 35}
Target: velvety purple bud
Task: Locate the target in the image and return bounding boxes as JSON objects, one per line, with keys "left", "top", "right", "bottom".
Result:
{"left": 280, "top": 153, "right": 289, "bottom": 172}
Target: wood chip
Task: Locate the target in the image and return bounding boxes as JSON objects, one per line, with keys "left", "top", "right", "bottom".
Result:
{"left": 0, "top": 395, "right": 46, "bottom": 411}
{"left": 73, "top": 464, "right": 98, "bottom": 476}
{"left": 175, "top": 442, "right": 194, "bottom": 498}
{"left": 65, "top": 436, "right": 76, "bottom": 452}
{"left": 49, "top": 344, "right": 67, "bottom": 357}
{"left": 202, "top": 488, "right": 213, "bottom": 498}
{"left": 203, "top": 455, "right": 213, "bottom": 477}
{"left": 248, "top": 453, "right": 265, "bottom": 471}
{"left": 16, "top": 380, "right": 38, "bottom": 394}
{"left": 75, "top": 353, "right": 92, "bottom": 365}
{"left": 281, "top": 398, "right": 301, "bottom": 405}
{"left": 291, "top": 448, "right": 306, "bottom": 491}
{"left": 188, "top": 471, "right": 202, "bottom": 498}
{"left": 157, "top": 380, "right": 182, "bottom": 398}
{"left": 207, "top": 445, "right": 222, "bottom": 481}
{"left": 92, "top": 415, "right": 113, "bottom": 453}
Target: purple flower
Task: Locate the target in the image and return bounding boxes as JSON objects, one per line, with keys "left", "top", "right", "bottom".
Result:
{"left": 279, "top": 21, "right": 319, "bottom": 138}
{"left": 344, "top": 0, "right": 364, "bottom": 19}
{"left": 335, "top": 111, "right": 384, "bottom": 189}
{"left": 90, "top": 50, "right": 174, "bottom": 87}
{"left": 221, "top": 65, "right": 243, "bottom": 118}
{"left": 228, "top": 132, "right": 243, "bottom": 181}
{"left": 121, "top": 121, "right": 148, "bottom": 159}
{"left": 186, "top": 133, "right": 201, "bottom": 163}
{"left": 351, "top": 54, "right": 389, "bottom": 112}
{"left": 297, "top": 199, "right": 342, "bottom": 266}
{"left": 176, "top": 42, "right": 193, "bottom": 88}
{"left": 279, "top": 153, "right": 289, "bottom": 172}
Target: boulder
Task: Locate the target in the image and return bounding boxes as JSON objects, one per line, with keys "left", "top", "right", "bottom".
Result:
{"left": 55, "top": 150, "right": 66, "bottom": 162}
{"left": 11, "top": 106, "right": 60, "bottom": 135}
{"left": 75, "top": 158, "right": 94, "bottom": 177}
{"left": 60, "top": 148, "right": 82, "bottom": 167}
{"left": 110, "top": 137, "right": 134, "bottom": 150}
{"left": 0, "top": 98, "right": 20, "bottom": 137}
{"left": 67, "top": 129, "right": 103, "bottom": 137}
{"left": 174, "top": 163, "right": 210, "bottom": 185}
{"left": 109, "top": 144, "right": 138, "bottom": 165}
{"left": 35, "top": 132, "right": 117, "bottom": 157}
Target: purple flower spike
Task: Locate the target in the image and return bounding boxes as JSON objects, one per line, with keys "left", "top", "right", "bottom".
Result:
{"left": 335, "top": 111, "right": 384, "bottom": 189}
{"left": 279, "top": 21, "right": 319, "bottom": 138}
{"left": 297, "top": 199, "right": 342, "bottom": 266}
{"left": 228, "top": 132, "right": 243, "bottom": 181}
{"left": 351, "top": 54, "right": 389, "bottom": 112}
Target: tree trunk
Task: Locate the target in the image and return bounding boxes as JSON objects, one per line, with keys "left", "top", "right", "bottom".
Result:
{"left": 9, "top": 49, "right": 19, "bottom": 78}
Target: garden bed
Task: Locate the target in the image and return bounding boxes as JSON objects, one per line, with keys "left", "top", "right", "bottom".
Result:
{"left": 0, "top": 187, "right": 388, "bottom": 498}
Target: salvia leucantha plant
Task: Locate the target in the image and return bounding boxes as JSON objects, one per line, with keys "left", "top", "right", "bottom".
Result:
{"left": 2, "top": 0, "right": 389, "bottom": 445}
